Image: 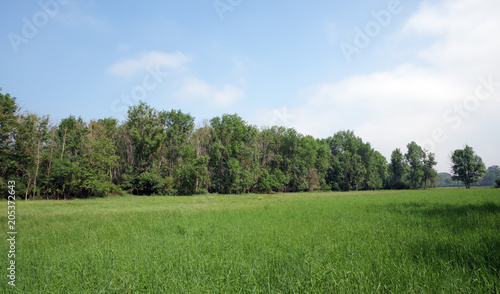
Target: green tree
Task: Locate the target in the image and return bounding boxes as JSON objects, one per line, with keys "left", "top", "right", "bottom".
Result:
{"left": 480, "top": 165, "right": 500, "bottom": 187}
{"left": 126, "top": 102, "right": 164, "bottom": 171}
{"left": 350, "top": 153, "right": 366, "bottom": 191}
{"left": 80, "top": 120, "right": 120, "bottom": 196}
{"left": 58, "top": 115, "right": 88, "bottom": 160}
{"left": 158, "top": 109, "right": 195, "bottom": 175}
{"left": 48, "top": 159, "right": 81, "bottom": 200}
{"left": 280, "top": 128, "right": 308, "bottom": 192}
{"left": 423, "top": 151, "right": 437, "bottom": 189}
{"left": 450, "top": 145, "right": 486, "bottom": 189}
{"left": 0, "top": 89, "right": 19, "bottom": 184}
{"left": 437, "top": 173, "right": 461, "bottom": 187}
{"left": 208, "top": 114, "right": 258, "bottom": 194}
{"left": 326, "top": 130, "right": 362, "bottom": 191}
{"left": 405, "top": 142, "right": 425, "bottom": 189}
{"left": 367, "top": 150, "right": 388, "bottom": 190}
{"left": 15, "top": 113, "right": 50, "bottom": 199}
{"left": 388, "top": 148, "right": 408, "bottom": 189}
{"left": 325, "top": 130, "right": 385, "bottom": 191}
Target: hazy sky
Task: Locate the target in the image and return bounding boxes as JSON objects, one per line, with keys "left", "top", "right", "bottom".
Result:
{"left": 1, "top": 0, "right": 499, "bottom": 172}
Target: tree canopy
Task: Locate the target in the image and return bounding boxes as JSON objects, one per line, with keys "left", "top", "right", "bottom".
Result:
{"left": 450, "top": 145, "right": 487, "bottom": 189}
{"left": 0, "top": 90, "right": 464, "bottom": 199}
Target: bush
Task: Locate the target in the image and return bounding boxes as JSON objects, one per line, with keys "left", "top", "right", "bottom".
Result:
{"left": 495, "top": 179, "right": 500, "bottom": 188}
{"left": 83, "top": 175, "right": 120, "bottom": 197}
{"left": 128, "top": 170, "right": 175, "bottom": 196}
{"left": 257, "top": 170, "right": 273, "bottom": 194}
{"left": 392, "top": 181, "right": 410, "bottom": 190}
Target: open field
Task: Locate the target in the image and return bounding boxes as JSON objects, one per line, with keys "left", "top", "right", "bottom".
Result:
{"left": 2, "top": 189, "right": 500, "bottom": 293}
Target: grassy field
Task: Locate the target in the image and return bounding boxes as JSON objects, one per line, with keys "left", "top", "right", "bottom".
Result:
{"left": 1, "top": 189, "right": 500, "bottom": 293}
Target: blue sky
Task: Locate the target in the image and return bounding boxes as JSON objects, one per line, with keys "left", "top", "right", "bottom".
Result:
{"left": 1, "top": 0, "right": 499, "bottom": 172}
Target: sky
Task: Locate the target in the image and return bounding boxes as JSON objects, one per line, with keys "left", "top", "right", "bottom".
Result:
{"left": 1, "top": 0, "right": 499, "bottom": 173}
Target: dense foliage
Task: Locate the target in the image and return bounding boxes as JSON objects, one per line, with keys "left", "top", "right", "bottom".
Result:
{"left": 0, "top": 90, "right": 447, "bottom": 198}
{"left": 450, "top": 145, "right": 487, "bottom": 189}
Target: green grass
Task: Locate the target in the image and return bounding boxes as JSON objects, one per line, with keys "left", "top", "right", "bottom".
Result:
{"left": 2, "top": 189, "right": 500, "bottom": 293}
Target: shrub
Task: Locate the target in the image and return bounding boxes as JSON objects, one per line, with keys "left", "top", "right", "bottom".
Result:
{"left": 128, "top": 170, "right": 175, "bottom": 196}
{"left": 495, "top": 179, "right": 500, "bottom": 188}
{"left": 83, "top": 176, "right": 115, "bottom": 197}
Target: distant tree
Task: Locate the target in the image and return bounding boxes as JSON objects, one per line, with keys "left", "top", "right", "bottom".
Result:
{"left": 389, "top": 148, "right": 408, "bottom": 189}
{"left": 158, "top": 109, "right": 195, "bottom": 175}
{"left": 314, "top": 138, "right": 332, "bottom": 190}
{"left": 126, "top": 102, "right": 164, "bottom": 171}
{"left": 450, "top": 145, "right": 486, "bottom": 189}
{"left": 0, "top": 89, "right": 19, "bottom": 184}
{"left": 350, "top": 153, "right": 366, "bottom": 191}
{"left": 423, "top": 151, "right": 437, "bottom": 189}
{"left": 58, "top": 115, "right": 88, "bottom": 160}
{"left": 15, "top": 113, "right": 50, "bottom": 199}
{"left": 370, "top": 151, "right": 388, "bottom": 190}
{"left": 437, "top": 172, "right": 461, "bottom": 187}
{"left": 280, "top": 128, "right": 308, "bottom": 192}
{"left": 209, "top": 114, "right": 259, "bottom": 194}
{"left": 430, "top": 174, "right": 439, "bottom": 188}
{"left": 80, "top": 120, "right": 120, "bottom": 197}
{"left": 405, "top": 142, "right": 425, "bottom": 189}
{"left": 480, "top": 165, "right": 500, "bottom": 187}
{"left": 325, "top": 130, "right": 387, "bottom": 191}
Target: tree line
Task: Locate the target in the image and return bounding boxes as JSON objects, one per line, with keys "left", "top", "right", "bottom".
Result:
{"left": 0, "top": 90, "right": 493, "bottom": 199}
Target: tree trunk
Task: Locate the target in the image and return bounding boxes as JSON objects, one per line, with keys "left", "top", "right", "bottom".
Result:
{"left": 32, "top": 139, "right": 40, "bottom": 200}
{"left": 25, "top": 177, "right": 31, "bottom": 201}
{"left": 47, "top": 128, "right": 55, "bottom": 180}
{"left": 60, "top": 127, "right": 67, "bottom": 160}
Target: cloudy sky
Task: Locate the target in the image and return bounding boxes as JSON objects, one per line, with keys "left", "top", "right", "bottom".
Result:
{"left": 1, "top": 0, "right": 499, "bottom": 172}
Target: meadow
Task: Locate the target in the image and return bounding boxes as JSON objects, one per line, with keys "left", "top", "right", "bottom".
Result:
{"left": 1, "top": 188, "right": 499, "bottom": 293}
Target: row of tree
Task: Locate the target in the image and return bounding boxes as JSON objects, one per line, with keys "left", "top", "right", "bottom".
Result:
{"left": 0, "top": 90, "right": 492, "bottom": 199}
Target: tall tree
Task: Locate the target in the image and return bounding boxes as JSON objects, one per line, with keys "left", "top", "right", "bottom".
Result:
{"left": 450, "top": 145, "right": 486, "bottom": 189}
{"left": 423, "top": 151, "right": 438, "bottom": 189}
{"left": 13, "top": 113, "right": 50, "bottom": 199}
{"left": 158, "top": 109, "right": 195, "bottom": 175}
{"left": 58, "top": 115, "right": 87, "bottom": 160}
{"left": 209, "top": 114, "right": 259, "bottom": 194}
{"left": 126, "top": 102, "right": 164, "bottom": 171}
{"left": 0, "top": 90, "right": 19, "bottom": 183}
{"left": 325, "top": 130, "right": 386, "bottom": 191}
{"left": 326, "top": 130, "right": 362, "bottom": 191}
{"left": 405, "top": 142, "right": 425, "bottom": 189}
{"left": 80, "top": 120, "right": 120, "bottom": 196}
{"left": 367, "top": 150, "right": 388, "bottom": 190}
{"left": 388, "top": 148, "right": 408, "bottom": 189}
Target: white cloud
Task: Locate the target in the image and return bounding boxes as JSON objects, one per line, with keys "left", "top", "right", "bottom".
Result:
{"left": 306, "top": 64, "right": 464, "bottom": 111}
{"left": 173, "top": 77, "right": 244, "bottom": 108}
{"left": 174, "top": 77, "right": 212, "bottom": 98}
{"left": 107, "top": 51, "right": 191, "bottom": 78}
{"left": 402, "top": 0, "right": 500, "bottom": 77}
